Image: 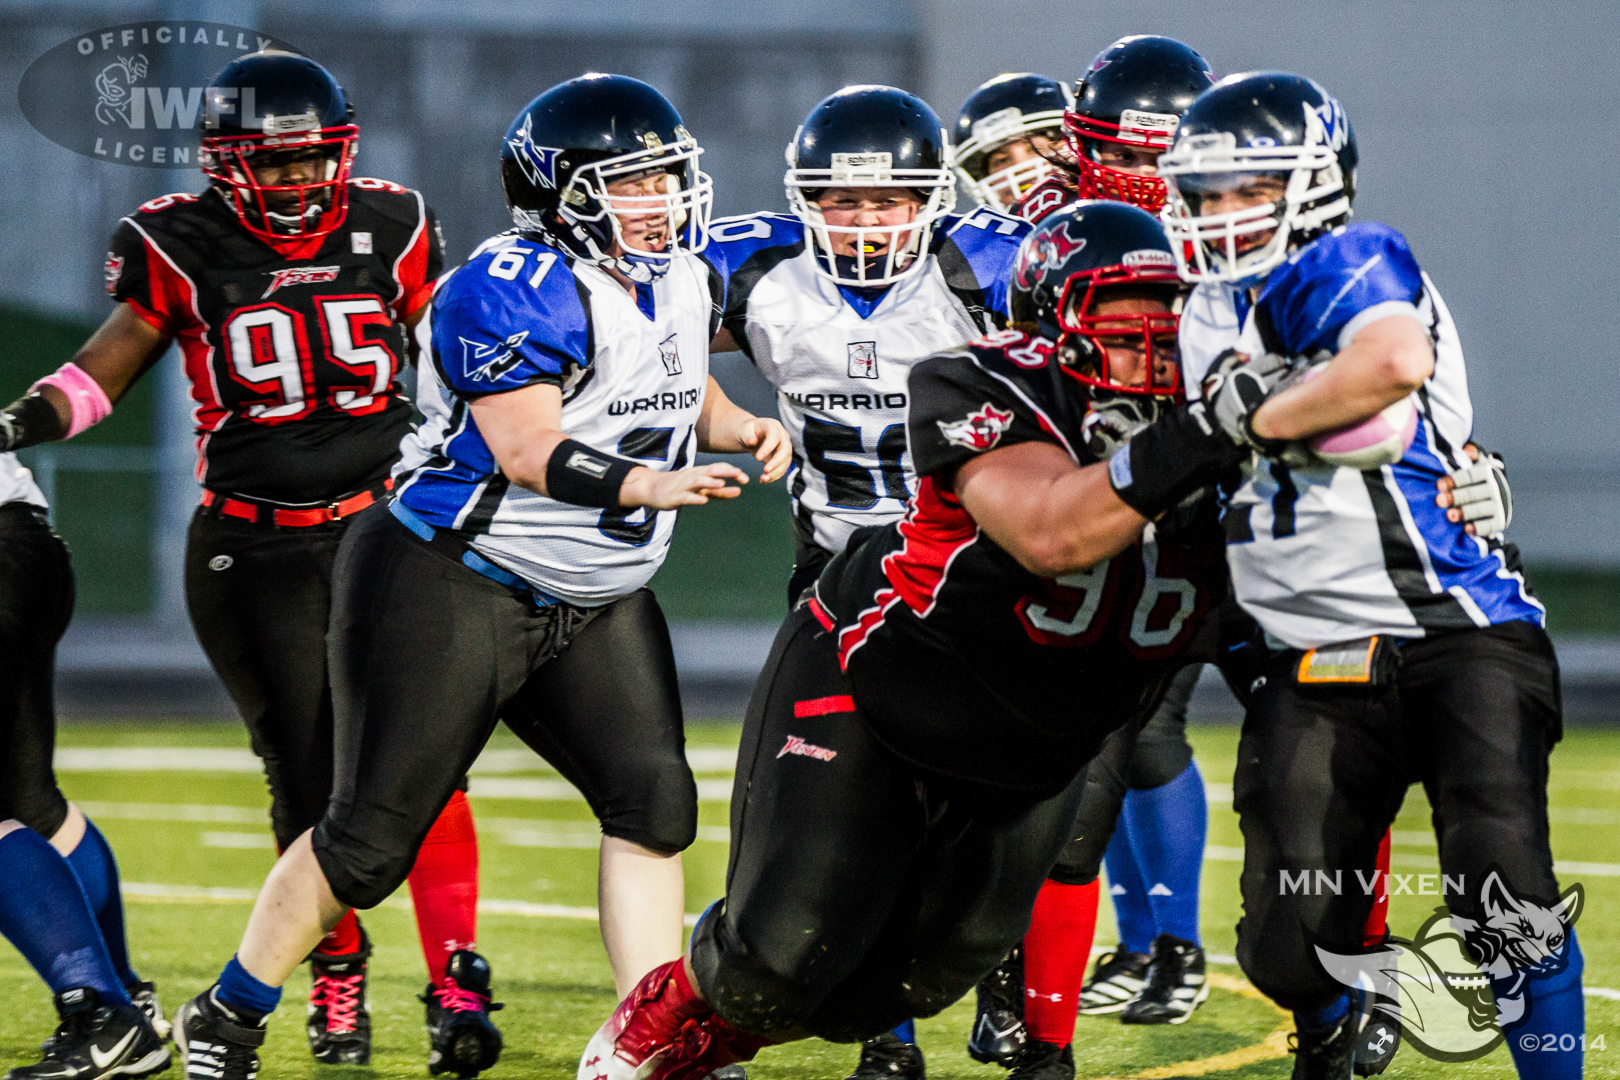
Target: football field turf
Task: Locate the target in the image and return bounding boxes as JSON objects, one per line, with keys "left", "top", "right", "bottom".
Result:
{"left": 3, "top": 720, "right": 1615, "bottom": 1079}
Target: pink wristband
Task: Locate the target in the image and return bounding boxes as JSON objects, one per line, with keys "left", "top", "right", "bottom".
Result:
{"left": 31, "top": 362, "right": 113, "bottom": 439}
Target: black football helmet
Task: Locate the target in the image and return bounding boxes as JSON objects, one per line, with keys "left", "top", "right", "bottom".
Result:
{"left": 200, "top": 51, "right": 358, "bottom": 240}
{"left": 785, "top": 85, "right": 956, "bottom": 287}
{"left": 500, "top": 73, "right": 713, "bottom": 283}
{"left": 1010, "top": 200, "right": 1183, "bottom": 398}
{"left": 953, "top": 73, "right": 1072, "bottom": 211}
{"left": 1064, "top": 36, "right": 1214, "bottom": 212}
{"left": 1159, "top": 72, "right": 1357, "bottom": 283}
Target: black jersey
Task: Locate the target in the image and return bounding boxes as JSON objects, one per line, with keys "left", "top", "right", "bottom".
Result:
{"left": 811, "top": 330, "right": 1227, "bottom": 796}
{"left": 106, "top": 181, "right": 443, "bottom": 503}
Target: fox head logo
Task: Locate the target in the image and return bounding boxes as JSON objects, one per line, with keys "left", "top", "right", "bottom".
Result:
{"left": 938, "top": 403, "right": 1015, "bottom": 452}
{"left": 1314, "top": 870, "right": 1583, "bottom": 1062}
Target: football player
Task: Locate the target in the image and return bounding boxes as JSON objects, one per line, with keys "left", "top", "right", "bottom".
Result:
{"left": 0, "top": 51, "right": 491, "bottom": 1070}
{"left": 706, "top": 83, "right": 1031, "bottom": 1079}
{"left": 1160, "top": 72, "right": 1578, "bottom": 1080}
{"left": 168, "top": 73, "right": 790, "bottom": 1080}
{"left": 1011, "top": 35, "right": 1214, "bottom": 224}
{"left": 0, "top": 457, "right": 169, "bottom": 1079}
{"left": 576, "top": 202, "right": 1251, "bottom": 1080}
{"left": 952, "top": 73, "right": 1072, "bottom": 212}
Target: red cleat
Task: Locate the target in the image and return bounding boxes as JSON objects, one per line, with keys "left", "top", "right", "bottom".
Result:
{"left": 578, "top": 961, "right": 712, "bottom": 1080}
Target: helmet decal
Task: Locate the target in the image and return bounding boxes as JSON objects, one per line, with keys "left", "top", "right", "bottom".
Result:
{"left": 505, "top": 115, "right": 563, "bottom": 190}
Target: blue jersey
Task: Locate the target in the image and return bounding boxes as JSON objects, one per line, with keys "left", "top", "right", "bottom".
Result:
{"left": 1180, "top": 222, "right": 1542, "bottom": 648}
{"left": 394, "top": 230, "right": 722, "bottom": 606}
{"left": 708, "top": 207, "right": 1029, "bottom": 557}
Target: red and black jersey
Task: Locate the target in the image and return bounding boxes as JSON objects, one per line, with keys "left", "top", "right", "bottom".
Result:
{"left": 106, "top": 181, "right": 442, "bottom": 503}
{"left": 811, "top": 331, "right": 1227, "bottom": 797}
{"left": 1011, "top": 173, "right": 1078, "bottom": 225}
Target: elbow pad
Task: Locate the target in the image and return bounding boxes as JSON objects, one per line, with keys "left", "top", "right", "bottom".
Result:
{"left": 1109, "top": 402, "right": 1247, "bottom": 519}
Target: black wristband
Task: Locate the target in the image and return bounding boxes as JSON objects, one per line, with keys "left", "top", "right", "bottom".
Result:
{"left": 1108, "top": 402, "right": 1246, "bottom": 519}
{"left": 544, "top": 438, "right": 639, "bottom": 508}
{"left": 0, "top": 393, "right": 66, "bottom": 453}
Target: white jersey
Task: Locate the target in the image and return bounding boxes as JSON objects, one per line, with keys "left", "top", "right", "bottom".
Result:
{"left": 0, "top": 453, "right": 47, "bottom": 509}
{"left": 709, "top": 210, "right": 1028, "bottom": 555}
{"left": 395, "top": 231, "right": 717, "bottom": 607}
{"left": 1181, "top": 223, "right": 1542, "bottom": 649}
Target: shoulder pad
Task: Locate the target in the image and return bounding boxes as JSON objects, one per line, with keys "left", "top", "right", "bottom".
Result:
{"left": 1259, "top": 221, "right": 1424, "bottom": 356}
{"left": 708, "top": 212, "right": 804, "bottom": 261}
{"left": 133, "top": 192, "right": 200, "bottom": 216}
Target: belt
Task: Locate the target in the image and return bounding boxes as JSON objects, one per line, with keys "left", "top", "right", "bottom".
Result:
{"left": 200, "top": 478, "right": 393, "bottom": 528}
{"left": 388, "top": 498, "right": 560, "bottom": 607}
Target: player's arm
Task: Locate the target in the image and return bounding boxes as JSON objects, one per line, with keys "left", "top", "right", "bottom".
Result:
{"left": 709, "top": 327, "right": 740, "bottom": 353}
{"left": 0, "top": 303, "right": 171, "bottom": 451}
{"left": 695, "top": 374, "right": 791, "bottom": 482}
{"left": 954, "top": 443, "right": 1148, "bottom": 577}
{"left": 469, "top": 382, "right": 748, "bottom": 510}
{"left": 1248, "top": 314, "right": 1433, "bottom": 442}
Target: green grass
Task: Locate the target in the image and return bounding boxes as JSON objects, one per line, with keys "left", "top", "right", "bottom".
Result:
{"left": 0, "top": 719, "right": 1613, "bottom": 1078}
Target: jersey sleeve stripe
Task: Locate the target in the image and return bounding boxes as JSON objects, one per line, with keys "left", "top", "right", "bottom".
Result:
{"left": 391, "top": 189, "right": 431, "bottom": 318}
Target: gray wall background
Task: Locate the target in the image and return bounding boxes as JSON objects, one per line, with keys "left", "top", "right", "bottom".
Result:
{"left": 3, "top": 0, "right": 1617, "bottom": 564}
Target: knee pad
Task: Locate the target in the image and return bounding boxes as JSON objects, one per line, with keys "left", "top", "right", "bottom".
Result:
{"left": 1235, "top": 911, "right": 1346, "bottom": 1011}
{"left": 597, "top": 763, "right": 698, "bottom": 854}
{"left": 1048, "top": 834, "right": 1102, "bottom": 885}
{"left": 688, "top": 899, "right": 821, "bottom": 1041}
{"left": 311, "top": 814, "right": 419, "bottom": 911}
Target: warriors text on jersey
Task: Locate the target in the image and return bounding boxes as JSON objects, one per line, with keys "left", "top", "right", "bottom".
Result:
{"left": 1179, "top": 222, "right": 1543, "bottom": 648}
{"left": 710, "top": 208, "right": 1029, "bottom": 557}
{"left": 106, "top": 181, "right": 441, "bottom": 503}
{"left": 394, "top": 231, "right": 723, "bottom": 607}
{"left": 811, "top": 331, "right": 1226, "bottom": 796}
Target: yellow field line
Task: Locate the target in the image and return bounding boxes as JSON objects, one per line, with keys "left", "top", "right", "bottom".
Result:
{"left": 1086, "top": 973, "right": 1292, "bottom": 1080}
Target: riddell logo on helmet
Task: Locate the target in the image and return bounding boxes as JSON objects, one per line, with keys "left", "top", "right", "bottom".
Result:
{"left": 18, "top": 21, "right": 302, "bottom": 168}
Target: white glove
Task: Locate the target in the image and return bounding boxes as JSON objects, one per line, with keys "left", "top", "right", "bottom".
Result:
{"left": 1444, "top": 452, "right": 1512, "bottom": 538}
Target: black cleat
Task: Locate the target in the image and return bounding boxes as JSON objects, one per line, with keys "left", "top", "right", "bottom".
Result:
{"left": 1289, "top": 1012, "right": 1357, "bottom": 1080}
{"left": 845, "top": 1032, "right": 924, "bottom": 1080}
{"left": 1120, "top": 934, "right": 1208, "bottom": 1025}
{"left": 1077, "top": 948, "right": 1149, "bottom": 1016}
{"left": 307, "top": 927, "right": 371, "bottom": 1064}
{"left": 1005, "top": 1040, "right": 1073, "bottom": 1080}
{"left": 7, "top": 987, "right": 169, "bottom": 1080}
{"left": 127, "top": 984, "right": 170, "bottom": 1043}
{"left": 1352, "top": 998, "right": 1400, "bottom": 1076}
{"left": 967, "top": 946, "right": 1026, "bottom": 1066}
{"left": 423, "top": 951, "right": 504, "bottom": 1077}
{"left": 172, "top": 988, "right": 265, "bottom": 1080}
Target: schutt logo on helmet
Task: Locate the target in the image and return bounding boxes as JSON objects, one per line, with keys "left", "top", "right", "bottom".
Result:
{"left": 19, "top": 21, "right": 302, "bottom": 168}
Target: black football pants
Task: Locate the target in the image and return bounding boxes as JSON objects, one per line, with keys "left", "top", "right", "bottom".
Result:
{"left": 689, "top": 606, "right": 1087, "bottom": 1043}
{"left": 310, "top": 503, "right": 696, "bottom": 909}
{"left": 185, "top": 510, "right": 348, "bottom": 851}
{"left": 0, "top": 505, "right": 72, "bottom": 838}
{"left": 1233, "top": 619, "right": 1564, "bottom": 1010}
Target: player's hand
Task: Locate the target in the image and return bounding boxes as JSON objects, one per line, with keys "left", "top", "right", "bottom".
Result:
{"left": 1081, "top": 395, "right": 1160, "bottom": 461}
{"left": 623, "top": 462, "right": 747, "bottom": 510}
{"left": 1436, "top": 444, "right": 1511, "bottom": 537}
{"left": 734, "top": 416, "right": 792, "bottom": 483}
{"left": 1200, "top": 349, "right": 1295, "bottom": 452}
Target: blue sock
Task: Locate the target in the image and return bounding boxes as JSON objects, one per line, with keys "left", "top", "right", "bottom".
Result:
{"left": 1294, "top": 991, "right": 1350, "bottom": 1035}
{"left": 1123, "top": 761, "right": 1207, "bottom": 944}
{"left": 891, "top": 1019, "right": 916, "bottom": 1044}
{"left": 0, "top": 825, "right": 129, "bottom": 1003}
{"left": 1102, "top": 817, "right": 1154, "bottom": 954}
{"left": 217, "top": 955, "right": 282, "bottom": 1019}
{"left": 64, "top": 816, "right": 139, "bottom": 987}
{"left": 1502, "top": 927, "right": 1583, "bottom": 1080}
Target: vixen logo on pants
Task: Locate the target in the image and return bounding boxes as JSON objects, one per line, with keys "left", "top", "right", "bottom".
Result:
{"left": 777, "top": 735, "right": 837, "bottom": 762}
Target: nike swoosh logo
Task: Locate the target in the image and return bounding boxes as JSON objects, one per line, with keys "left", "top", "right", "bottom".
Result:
{"left": 90, "top": 1026, "right": 139, "bottom": 1068}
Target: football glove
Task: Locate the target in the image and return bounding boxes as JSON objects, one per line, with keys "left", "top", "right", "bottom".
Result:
{"left": 1081, "top": 394, "right": 1163, "bottom": 462}
{"left": 1199, "top": 349, "right": 1298, "bottom": 455}
{"left": 1445, "top": 450, "right": 1512, "bottom": 538}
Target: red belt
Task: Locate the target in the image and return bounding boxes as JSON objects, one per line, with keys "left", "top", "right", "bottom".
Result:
{"left": 199, "top": 478, "right": 393, "bottom": 528}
